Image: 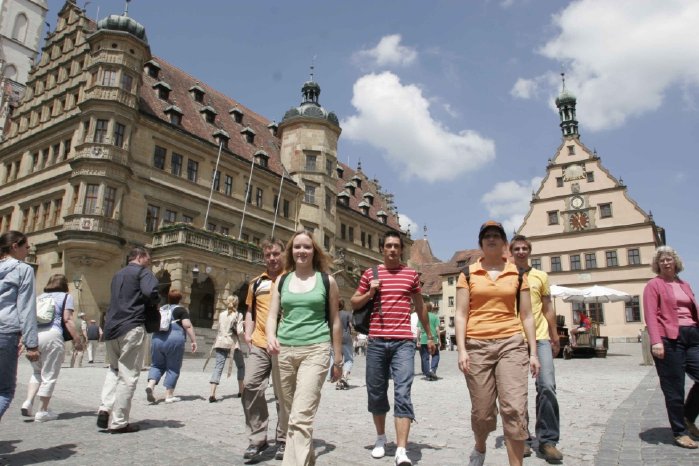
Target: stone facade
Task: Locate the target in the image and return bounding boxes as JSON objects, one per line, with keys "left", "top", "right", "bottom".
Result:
{"left": 0, "top": 2, "right": 408, "bottom": 328}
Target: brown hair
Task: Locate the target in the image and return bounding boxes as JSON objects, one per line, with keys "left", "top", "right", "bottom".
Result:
{"left": 509, "top": 234, "right": 532, "bottom": 253}
{"left": 44, "top": 274, "right": 69, "bottom": 293}
{"left": 167, "top": 289, "right": 183, "bottom": 304}
{"left": 0, "top": 231, "right": 27, "bottom": 256}
{"left": 261, "top": 237, "right": 285, "bottom": 252}
{"left": 127, "top": 246, "right": 150, "bottom": 262}
{"left": 283, "top": 230, "right": 331, "bottom": 273}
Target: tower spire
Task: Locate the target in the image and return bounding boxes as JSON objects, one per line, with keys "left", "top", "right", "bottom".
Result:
{"left": 555, "top": 72, "right": 579, "bottom": 138}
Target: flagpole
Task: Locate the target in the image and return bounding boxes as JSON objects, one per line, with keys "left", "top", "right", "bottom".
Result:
{"left": 239, "top": 156, "right": 255, "bottom": 240}
{"left": 203, "top": 140, "right": 223, "bottom": 229}
{"left": 271, "top": 169, "right": 285, "bottom": 239}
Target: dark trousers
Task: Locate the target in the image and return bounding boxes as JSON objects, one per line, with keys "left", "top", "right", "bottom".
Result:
{"left": 654, "top": 326, "right": 699, "bottom": 436}
{"left": 419, "top": 345, "right": 440, "bottom": 376}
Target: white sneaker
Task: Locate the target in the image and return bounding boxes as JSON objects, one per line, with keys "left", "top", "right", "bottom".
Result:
{"left": 164, "top": 396, "right": 181, "bottom": 403}
{"left": 21, "top": 400, "right": 32, "bottom": 417}
{"left": 34, "top": 410, "right": 58, "bottom": 422}
{"left": 468, "top": 448, "right": 485, "bottom": 466}
{"left": 394, "top": 450, "right": 412, "bottom": 466}
{"left": 371, "top": 436, "right": 386, "bottom": 459}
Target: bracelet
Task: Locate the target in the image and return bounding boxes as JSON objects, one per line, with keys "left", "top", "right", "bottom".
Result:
{"left": 333, "top": 361, "right": 343, "bottom": 368}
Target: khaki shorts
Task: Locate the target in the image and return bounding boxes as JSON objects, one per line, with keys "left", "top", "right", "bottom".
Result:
{"left": 465, "top": 333, "right": 529, "bottom": 441}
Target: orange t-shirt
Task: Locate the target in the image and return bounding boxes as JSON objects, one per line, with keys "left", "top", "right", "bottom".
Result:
{"left": 456, "top": 259, "right": 529, "bottom": 340}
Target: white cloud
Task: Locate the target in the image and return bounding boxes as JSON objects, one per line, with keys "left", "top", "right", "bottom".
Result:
{"left": 512, "top": 0, "right": 699, "bottom": 131}
{"left": 510, "top": 78, "right": 539, "bottom": 99}
{"left": 353, "top": 34, "right": 417, "bottom": 67}
{"left": 481, "top": 177, "right": 543, "bottom": 234}
{"left": 342, "top": 72, "right": 496, "bottom": 182}
{"left": 398, "top": 213, "right": 419, "bottom": 237}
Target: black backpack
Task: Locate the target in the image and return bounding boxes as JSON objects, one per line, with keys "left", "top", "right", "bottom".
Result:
{"left": 277, "top": 272, "right": 331, "bottom": 325}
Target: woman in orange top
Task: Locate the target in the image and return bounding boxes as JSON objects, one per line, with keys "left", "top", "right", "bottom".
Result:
{"left": 455, "top": 221, "right": 540, "bottom": 466}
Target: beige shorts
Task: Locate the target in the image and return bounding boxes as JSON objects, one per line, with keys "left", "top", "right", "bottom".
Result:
{"left": 465, "top": 333, "right": 529, "bottom": 441}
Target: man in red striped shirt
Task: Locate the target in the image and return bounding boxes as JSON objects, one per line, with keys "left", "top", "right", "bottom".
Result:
{"left": 351, "top": 231, "right": 435, "bottom": 466}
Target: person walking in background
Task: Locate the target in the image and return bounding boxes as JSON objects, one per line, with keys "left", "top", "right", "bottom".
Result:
{"left": 510, "top": 235, "right": 563, "bottom": 462}
{"left": 85, "top": 319, "right": 102, "bottom": 363}
{"left": 96, "top": 246, "right": 159, "bottom": 434}
{"left": 455, "top": 221, "right": 539, "bottom": 466}
{"left": 351, "top": 230, "right": 434, "bottom": 466}
{"left": 0, "top": 231, "right": 39, "bottom": 421}
{"left": 242, "top": 238, "right": 288, "bottom": 461}
{"left": 418, "top": 302, "right": 440, "bottom": 381}
{"left": 266, "top": 230, "right": 342, "bottom": 466}
{"left": 643, "top": 246, "right": 699, "bottom": 449}
{"left": 209, "top": 295, "right": 245, "bottom": 402}
{"left": 327, "top": 298, "right": 354, "bottom": 389}
{"left": 21, "top": 274, "right": 82, "bottom": 421}
{"left": 69, "top": 312, "right": 86, "bottom": 368}
{"left": 145, "top": 289, "right": 197, "bottom": 404}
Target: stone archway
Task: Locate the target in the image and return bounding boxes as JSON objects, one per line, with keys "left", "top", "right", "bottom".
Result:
{"left": 190, "top": 277, "right": 215, "bottom": 328}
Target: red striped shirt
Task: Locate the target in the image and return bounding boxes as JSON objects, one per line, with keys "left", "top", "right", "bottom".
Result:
{"left": 357, "top": 264, "right": 421, "bottom": 339}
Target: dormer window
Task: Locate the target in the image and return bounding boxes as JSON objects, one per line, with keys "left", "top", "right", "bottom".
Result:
{"left": 358, "top": 201, "right": 370, "bottom": 216}
{"left": 336, "top": 166, "right": 344, "bottom": 179}
{"left": 153, "top": 81, "right": 171, "bottom": 100}
{"left": 363, "top": 192, "right": 375, "bottom": 206}
{"left": 229, "top": 107, "right": 244, "bottom": 124}
{"left": 164, "top": 105, "right": 183, "bottom": 126}
{"left": 267, "top": 121, "right": 278, "bottom": 136}
{"left": 377, "top": 210, "right": 388, "bottom": 224}
{"left": 241, "top": 126, "right": 256, "bottom": 144}
{"left": 200, "top": 106, "right": 217, "bottom": 124}
{"left": 254, "top": 150, "right": 269, "bottom": 168}
{"left": 144, "top": 60, "right": 160, "bottom": 79}
{"left": 189, "top": 84, "right": 205, "bottom": 103}
{"left": 344, "top": 181, "right": 355, "bottom": 196}
{"left": 352, "top": 174, "right": 362, "bottom": 189}
{"left": 213, "top": 129, "right": 230, "bottom": 149}
{"left": 337, "top": 191, "right": 350, "bottom": 206}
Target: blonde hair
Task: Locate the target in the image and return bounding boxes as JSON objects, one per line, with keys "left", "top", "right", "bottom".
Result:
{"left": 226, "top": 295, "right": 239, "bottom": 309}
{"left": 651, "top": 246, "right": 684, "bottom": 274}
{"left": 283, "top": 230, "right": 331, "bottom": 273}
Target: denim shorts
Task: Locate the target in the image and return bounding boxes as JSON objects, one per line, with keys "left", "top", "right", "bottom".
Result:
{"left": 365, "top": 338, "right": 415, "bottom": 419}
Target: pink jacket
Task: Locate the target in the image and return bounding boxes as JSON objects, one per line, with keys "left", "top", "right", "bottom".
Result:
{"left": 643, "top": 276, "right": 699, "bottom": 345}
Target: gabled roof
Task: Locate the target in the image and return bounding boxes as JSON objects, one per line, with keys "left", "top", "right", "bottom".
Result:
{"left": 335, "top": 164, "right": 400, "bottom": 230}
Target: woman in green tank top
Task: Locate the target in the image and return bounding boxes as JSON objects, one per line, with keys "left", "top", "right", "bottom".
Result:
{"left": 266, "top": 230, "right": 342, "bottom": 465}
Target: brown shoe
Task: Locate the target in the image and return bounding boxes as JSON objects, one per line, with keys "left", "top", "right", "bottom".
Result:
{"left": 685, "top": 418, "right": 699, "bottom": 438}
{"left": 523, "top": 444, "right": 532, "bottom": 457}
{"left": 675, "top": 435, "right": 698, "bottom": 449}
{"left": 539, "top": 443, "right": 563, "bottom": 463}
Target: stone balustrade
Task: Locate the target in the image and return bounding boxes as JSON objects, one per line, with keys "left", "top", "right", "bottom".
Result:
{"left": 151, "top": 224, "right": 263, "bottom": 263}
{"left": 62, "top": 215, "right": 122, "bottom": 236}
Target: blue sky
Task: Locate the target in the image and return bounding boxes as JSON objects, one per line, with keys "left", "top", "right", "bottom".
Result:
{"left": 47, "top": 0, "right": 699, "bottom": 285}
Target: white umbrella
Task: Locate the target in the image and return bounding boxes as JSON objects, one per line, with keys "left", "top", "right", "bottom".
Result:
{"left": 563, "top": 285, "right": 633, "bottom": 304}
{"left": 550, "top": 285, "right": 585, "bottom": 299}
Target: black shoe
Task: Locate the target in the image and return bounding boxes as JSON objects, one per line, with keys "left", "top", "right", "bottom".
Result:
{"left": 244, "top": 442, "right": 269, "bottom": 459}
{"left": 209, "top": 396, "right": 217, "bottom": 403}
{"left": 97, "top": 410, "right": 109, "bottom": 429}
{"left": 110, "top": 423, "right": 140, "bottom": 434}
{"left": 274, "top": 442, "right": 285, "bottom": 460}
{"left": 88, "top": 360, "right": 94, "bottom": 363}
{"left": 145, "top": 387, "right": 155, "bottom": 403}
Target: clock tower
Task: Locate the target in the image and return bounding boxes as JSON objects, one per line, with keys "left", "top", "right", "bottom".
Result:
{"left": 517, "top": 75, "right": 664, "bottom": 340}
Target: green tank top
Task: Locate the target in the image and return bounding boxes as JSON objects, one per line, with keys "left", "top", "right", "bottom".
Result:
{"left": 277, "top": 271, "right": 330, "bottom": 346}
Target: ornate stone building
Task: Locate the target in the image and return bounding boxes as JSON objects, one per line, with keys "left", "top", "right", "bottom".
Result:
{"left": 0, "top": 0, "right": 48, "bottom": 138}
{"left": 0, "top": 1, "right": 407, "bottom": 328}
{"left": 517, "top": 78, "right": 665, "bottom": 340}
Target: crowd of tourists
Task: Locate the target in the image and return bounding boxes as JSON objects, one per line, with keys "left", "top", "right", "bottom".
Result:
{"left": 1, "top": 224, "right": 698, "bottom": 465}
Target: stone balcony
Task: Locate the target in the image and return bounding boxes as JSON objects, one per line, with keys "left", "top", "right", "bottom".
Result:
{"left": 62, "top": 214, "right": 122, "bottom": 237}
{"left": 83, "top": 85, "right": 137, "bottom": 108}
{"left": 150, "top": 223, "right": 263, "bottom": 263}
{"left": 73, "top": 144, "right": 129, "bottom": 166}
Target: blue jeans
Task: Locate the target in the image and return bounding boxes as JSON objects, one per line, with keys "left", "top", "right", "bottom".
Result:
{"left": 327, "top": 338, "right": 355, "bottom": 380}
{"left": 148, "top": 327, "right": 186, "bottom": 390}
{"left": 654, "top": 326, "right": 699, "bottom": 436}
{"left": 366, "top": 338, "right": 415, "bottom": 419}
{"left": 419, "top": 345, "right": 440, "bottom": 376}
{"left": 532, "top": 339, "right": 560, "bottom": 445}
{"left": 0, "top": 332, "right": 20, "bottom": 420}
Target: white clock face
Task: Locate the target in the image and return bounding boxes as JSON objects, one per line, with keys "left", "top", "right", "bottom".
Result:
{"left": 571, "top": 196, "right": 584, "bottom": 209}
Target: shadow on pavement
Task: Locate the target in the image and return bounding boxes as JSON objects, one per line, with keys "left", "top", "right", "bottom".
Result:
{"left": 58, "top": 410, "right": 95, "bottom": 420}
{"left": 138, "top": 419, "right": 185, "bottom": 430}
{"left": 0, "top": 443, "right": 77, "bottom": 465}
{"left": 360, "top": 440, "right": 441, "bottom": 464}
{"left": 175, "top": 394, "right": 206, "bottom": 402}
{"left": 0, "top": 440, "right": 20, "bottom": 454}
{"left": 639, "top": 427, "right": 674, "bottom": 446}
{"left": 313, "top": 437, "right": 336, "bottom": 459}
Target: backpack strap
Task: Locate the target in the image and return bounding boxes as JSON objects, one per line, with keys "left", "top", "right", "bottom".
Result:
{"left": 515, "top": 267, "right": 529, "bottom": 315}
{"left": 459, "top": 266, "right": 471, "bottom": 287}
{"left": 250, "top": 276, "right": 264, "bottom": 322}
{"left": 321, "top": 272, "right": 330, "bottom": 324}
{"left": 372, "top": 265, "right": 382, "bottom": 317}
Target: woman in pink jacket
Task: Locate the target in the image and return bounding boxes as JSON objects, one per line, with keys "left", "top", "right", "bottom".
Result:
{"left": 643, "top": 246, "right": 699, "bottom": 449}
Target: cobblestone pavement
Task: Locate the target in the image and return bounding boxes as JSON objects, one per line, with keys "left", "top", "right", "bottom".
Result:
{"left": 0, "top": 342, "right": 695, "bottom": 465}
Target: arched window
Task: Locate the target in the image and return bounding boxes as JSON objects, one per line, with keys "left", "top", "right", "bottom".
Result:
{"left": 3, "top": 64, "right": 17, "bottom": 81}
{"left": 12, "top": 13, "right": 29, "bottom": 43}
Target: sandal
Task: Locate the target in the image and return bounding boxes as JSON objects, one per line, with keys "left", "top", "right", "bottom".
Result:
{"left": 674, "top": 435, "right": 698, "bottom": 449}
